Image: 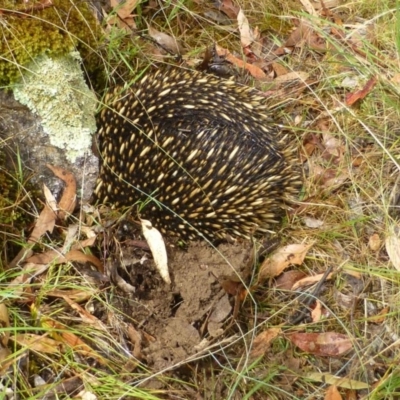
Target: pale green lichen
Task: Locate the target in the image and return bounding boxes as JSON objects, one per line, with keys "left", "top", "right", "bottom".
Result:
{"left": 13, "top": 52, "right": 97, "bottom": 162}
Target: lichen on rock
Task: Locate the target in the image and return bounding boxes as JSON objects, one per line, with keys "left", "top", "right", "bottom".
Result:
{"left": 13, "top": 52, "right": 97, "bottom": 163}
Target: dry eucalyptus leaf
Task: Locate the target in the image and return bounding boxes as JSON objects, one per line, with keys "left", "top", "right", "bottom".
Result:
{"left": 0, "top": 303, "right": 10, "bottom": 346}
{"left": 43, "top": 183, "right": 58, "bottom": 212}
{"left": 299, "top": 0, "right": 318, "bottom": 15}
{"left": 28, "top": 204, "right": 56, "bottom": 244}
{"left": 325, "top": 385, "right": 343, "bottom": 400}
{"left": 258, "top": 243, "right": 312, "bottom": 281}
{"left": 288, "top": 332, "right": 352, "bottom": 357}
{"left": 148, "top": 25, "right": 183, "bottom": 55}
{"left": 385, "top": 227, "right": 400, "bottom": 271}
{"left": 306, "top": 372, "right": 369, "bottom": 390}
{"left": 13, "top": 333, "right": 61, "bottom": 354}
{"left": 250, "top": 327, "right": 281, "bottom": 359}
{"left": 47, "top": 165, "right": 77, "bottom": 219}
{"left": 237, "top": 9, "right": 254, "bottom": 47}
{"left": 141, "top": 219, "right": 171, "bottom": 284}
{"left": 292, "top": 271, "right": 334, "bottom": 290}
{"left": 110, "top": 0, "right": 140, "bottom": 19}
{"left": 368, "top": 233, "right": 381, "bottom": 252}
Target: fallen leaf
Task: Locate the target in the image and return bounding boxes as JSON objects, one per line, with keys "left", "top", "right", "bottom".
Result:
{"left": 258, "top": 243, "right": 312, "bottom": 281}
{"left": 65, "top": 250, "right": 104, "bottom": 273}
{"left": 28, "top": 204, "right": 56, "bottom": 244}
{"left": 208, "top": 294, "right": 232, "bottom": 337}
{"left": 148, "top": 25, "right": 182, "bottom": 55}
{"left": 126, "top": 324, "right": 143, "bottom": 359}
{"left": 345, "top": 76, "right": 377, "bottom": 106}
{"left": 385, "top": 227, "right": 400, "bottom": 271}
{"left": 215, "top": 45, "right": 267, "bottom": 80}
{"left": 250, "top": 327, "right": 281, "bottom": 359}
{"left": 306, "top": 372, "right": 369, "bottom": 390}
{"left": 43, "top": 184, "right": 58, "bottom": 213}
{"left": 47, "top": 165, "right": 77, "bottom": 219}
{"left": 218, "top": 0, "right": 239, "bottom": 19}
{"left": 110, "top": 0, "right": 140, "bottom": 19}
{"left": 41, "top": 318, "right": 105, "bottom": 364}
{"left": 287, "top": 332, "right": 352, "bottom": 357}
{"left": 0, "top": 303, "right": 10, "bottom": 346}
{"left": 13, "top": 334, "right": 61, "bottom": 354}
{"left": 368, "top": 233, "right": 381, "bottom": 252}
{"left": 275, "top": 270, "right": 307, "bottom": 290}
{"left": 325, "top": 385, "right": 342, "bottom": 400}
{"left": 237, "top": 9, "right": 254, "bottom": 47}
{"left": 46, "top": 289, "right": 96, "bottom": 303}
{"left": 284, "top": 20, "right": 312, "bottom": 48}
{"left": 368, "top": 306, "right": 389, "bottom": 324}
{"left": 311, "top": 300, "right": 322, "bottom": 322}
{"left": 141, "top": 219, "right": 170, "bottom": 284}
{"left": 299, "top": 0, "right": 318, "bottom": 15}
{"left": 303, "top": 217, "right": 324, "bottom": 228}
{"left": 292, "top": 272, "right": 334, "bottom": 290}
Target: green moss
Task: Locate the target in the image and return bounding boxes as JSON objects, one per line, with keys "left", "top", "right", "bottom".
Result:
{"left": 0, "top": 0, "right": 101, "bottom": 87}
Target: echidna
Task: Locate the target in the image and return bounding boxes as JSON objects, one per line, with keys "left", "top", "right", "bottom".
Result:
{"left": 93, "top": 68, "right": 301, "bottom": 240}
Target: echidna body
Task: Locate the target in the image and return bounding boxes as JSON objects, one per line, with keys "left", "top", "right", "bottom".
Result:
{"left": 94, "top": 68, "right": 301, "bottom": 240}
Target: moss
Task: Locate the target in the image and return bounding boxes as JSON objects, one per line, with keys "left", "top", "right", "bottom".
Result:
{"left": 0, "top": 0, "right": 101, "bottom": 87}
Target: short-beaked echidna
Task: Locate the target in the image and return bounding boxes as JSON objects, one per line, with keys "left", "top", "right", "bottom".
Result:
{"left": 93, "top": 68, "right": 302, "bottom": 240}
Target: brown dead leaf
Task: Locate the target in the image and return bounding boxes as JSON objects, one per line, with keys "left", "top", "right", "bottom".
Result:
{"left": 215, "top": 45, "right": 267, "bottom": 80}
{"left": 6, "top": 263, "right": 49, "bottom": 299}
{"left": 218, "top": 0, "right": 239, "bottom": 19}
{"left": 237, "top": 9, "right": 254, "bottom": 47}
{"left": 13, "top": 333, "right": 61, "bottom": 354}
{"left": 311, "top": 300, "right": 322, "bottom": 322}
{"left": 368, "top": 233, "right": 381, "bottom": 252}
{"left": 385, "top": 228, "right": 400, "bottom": 271}
{"left": 46, "top": 289, "right": 95, "bottom": 303}
{"left": 62, "top": 296, "right": 103, "bottom": 326}
{"left": 271, "top": 62, "right": 289, "bottom": 77}
{"left": 284, "top": 22, "right": 312, "bottom": 48}
{"left": 275, "top": 270, "right": 307, "bottom": 290}
{"left": 47, "top": 165, "right": 76, "bottom": 219}
{"left": 41, "top": 318, "right": 105, "bottom": 364}
{"left": 250, "top": 327, "right": 281, "bottom": 359}
{"left": 313, "top": 0, "right": 340, "bottom": 10}
{"left": 220, "top": 277, "right": 244, "bottom": 296}
{"left": 148, "top": 25, "right": 183, "bottom": 55}
{"left": 292, "top": 272, "right": 334, "bottom": 290}
{"left": 43, "top": 184, "right": 58, "bottom": 213}
{"left": 345, "top": 76, "right": 377, "bottom": 106}
{"left": 110, "top": 0, "right": 140, "bottom": 19}
{"left": 208, "top": 294, "right": 232, "bottom": 337}
{"left": 27, "top": 249, "right": 66, "bottom": 265}
{"left": 306, "top": 372, "right": 369, "bottom": 390}
{"left": 126, "top": 324, "right": 143, "bottom": 360}
{"left": 0, "top": 303, "right": 10, "bottom": 347}
{"left": 65, "top": 250, "right": 104, "bottom": 273}
{"left": 325, "top": 385, "right": 343, "bottom": 400}
{"left": 299, "top": 0, "right": 318, "bottom": 16}
{"left": 258, "top": 243, "right": 312, "bottom": 281}
{"left": 287, "top": 332, "right": 353, "bottom": 357}
{"left": 28, "top": 204, "right": 56, "bottom": 244}
{"left": 368, "top": 306, "right": 389, "bottom": 324}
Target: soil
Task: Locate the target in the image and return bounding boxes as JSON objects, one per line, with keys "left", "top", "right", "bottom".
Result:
{"left": 108, "top": 237, "right": 254, "bottom": 371}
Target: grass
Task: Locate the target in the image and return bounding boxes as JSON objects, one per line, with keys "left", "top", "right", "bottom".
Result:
{"left": 2, "top": 0, "right": 400, "bottom": 399}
